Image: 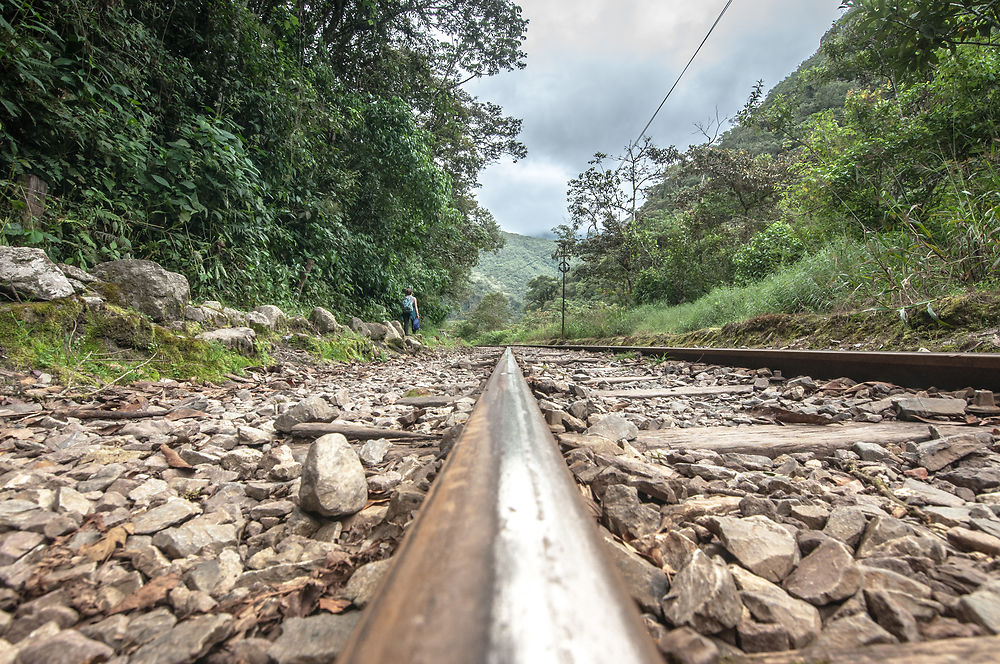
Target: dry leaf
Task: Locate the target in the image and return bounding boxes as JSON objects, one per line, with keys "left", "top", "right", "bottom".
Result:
{"left": 165, "top": 408, "right": 209, "bottom": 421}
{"left": 318, "top": 598, "right": 351, "bottom": 614}
{"left": 110, "top": 572, "right": 180, "bottom": 614}
{"left": 160, "top": 444, "right": 193, "bottom": 469}
{"left": 120, "top": 398, "right": 148, "bottom": 412}
{"left": 81, "top": 523, "right": 134, "bottom": 562}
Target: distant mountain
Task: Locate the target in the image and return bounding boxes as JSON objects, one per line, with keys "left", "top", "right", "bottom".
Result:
{"left": 464, "top": 231, "right": 558, "bottom": 314}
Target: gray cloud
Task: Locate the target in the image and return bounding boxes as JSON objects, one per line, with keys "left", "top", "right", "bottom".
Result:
{"left": 467, "top": 1, "right": 847, "bottom": 237}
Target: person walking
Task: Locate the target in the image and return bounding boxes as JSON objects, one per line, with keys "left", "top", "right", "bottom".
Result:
{"left": 401, "top": 287, "right": 420, "bottom": 334}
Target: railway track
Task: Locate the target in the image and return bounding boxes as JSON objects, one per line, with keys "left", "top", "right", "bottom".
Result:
{"left": 341, "top": 345, "right": 1000, "bottom": 663}
{"left": 2, "top": 343, "right": 999, "bottom": 662}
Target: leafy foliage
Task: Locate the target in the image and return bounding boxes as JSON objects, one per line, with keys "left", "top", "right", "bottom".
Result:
{"left": 524, "top": 275, "right": 559, "bottom": 311}
{"left": 0, "top": 0, "right": 524, "bottom": 320}
{"left": 830, "top": 1, "right": 1000, "bottom": 81}
{"left": 733, "top": 222, "right": 805, "bottom": 285}
{"left": 553, "top": 0, "right": 1000, "bottom": 325}
{"left": 454, "top": 290, "right": 510, "bottom": 338}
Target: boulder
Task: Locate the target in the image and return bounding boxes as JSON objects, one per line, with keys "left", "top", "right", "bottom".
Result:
{"left": 130, "top": 614, "right": 233, "bottom": 664}
{"left": 914, "top": 433, "right": 990, "bottom": 471}
{"left": 586, "top": 414, "right": 639, "bottom": 441}
{"left": 298, "top": 433, "right": 368, "bottom": 517}
{"left": 309, "top": 307, "right": 339, "bottom": 334}
{"left": 661, "top": 550, "right": 742, "bottom": 634}
{"left": 603, "top": 537, "right": 669, "bottom": 617}
{"left": 366, "top": 322, "right": 388, "bottom": 341}
{"left": 731, "top": 565, "right": 821, "bottom": 649}
{"left": 358, "top": 439, "right": 392, "bottom": 467}
{"left": 806, "top": 613, "right": 897, "bottom": 651}
{"left": 152, "top": 523, "right": 238, "bottom": 559}
{"left": 349, "top": 317, "right": 369, "bottom": 337}
{"left": 656, "top": 627, "right": 718, "bottom": 664}
{"left": 12, "top": 629, "right": 114, "bottom": 664}
{"left": 957, "top": 579, "right": 1000, "bottom": 634}
{"left": 0, "top": 246, "right": 73, "bottom": 301}
{"left": 91, "top": 259, "right": 189, "bottom": 321}
{"left": 132, "top": 499, "right": 201, "bottom": 535}
{"left": 382, "top": 321, "right": 404, "bottom": 350}
{"left": 274, "top": 396, "right": 336, "bottom": 433}
{"left": 783, "top": 539, "right": 862, "bottom": 605}
{"left": 865, "top": 589, "right": 920, "bottom": 642}
{"left": 938, "top": 466, "right": 1000, "bottom": 492}
{"left": 738, "top": 619, "right": 791, "bottom": 653}
{"left": 267, "top": 613, "right": 361, "bottom": 664}
{"left": 343, "top": 559, "right": 392, "bottom": 609}
{"left": 855, "top": 515, "right": 913, "bottom": 557}
{"left": 196, "top": 327, "right": 256, "bottom": 354}
{"left": 894, "top": 396, "right": 967, "bottom": 420}
{"left": 896, "top": 477, "right": 966, "bottom": 507}
{"left": 245, "top": 310, "right": 271, "bottom": 330}
{"left": 707, "top": 515, "right": 799, "bottom": 582}
{"left": 252, "top": 304, "right": 286, "bottom": 328}
{"left": 601, "top": 484, "right": 661, "bottom": 539}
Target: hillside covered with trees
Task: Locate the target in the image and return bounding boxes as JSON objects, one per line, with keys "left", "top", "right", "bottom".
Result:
{"left": 0, "top": 0, "right": 528, "bottom": 322}
{"left": 463, "top": 231, "right": 556, "bottom": 313}
{"left": 479, "top": 0, "right": 1000, "bottom": 343}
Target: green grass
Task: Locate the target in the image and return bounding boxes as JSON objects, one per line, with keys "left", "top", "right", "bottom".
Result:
{"left": 0, "top": 300, "right": 269, "bottom": 386}
{"left": 473, "top": 239, "right": 867, "bottom": 343}
{"left": 285, "top": 331, "right": 377, "bottom": 363}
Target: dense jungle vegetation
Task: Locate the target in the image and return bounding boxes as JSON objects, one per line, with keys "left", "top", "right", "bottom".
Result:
{"left": 0, "top": 0, "right": 528, "bottom": 322}
{"left": 463, "top": 0, "right": 1000, "bottom": 343}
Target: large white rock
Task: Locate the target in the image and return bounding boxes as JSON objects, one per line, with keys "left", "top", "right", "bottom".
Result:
{"left": 253, "top": 304, "right": 286, "bottom": 328}
{"left": 310, "top": 307, "right": 339, "bottom": 334}
{"left": 0, "top": 246, "right": 73, "bottom": 300}
{"left": 196, "top": 327, "right": 257, "bottom": 354}
{"left": 298, "top": 433, "right": 368, "bottom": 517}
{"left": 92, "top": 259, "right": 189, "bottom": 321}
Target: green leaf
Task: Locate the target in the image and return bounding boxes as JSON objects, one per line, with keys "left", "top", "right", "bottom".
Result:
{"left": 151, "top": 174, "right": 170, "bottom": 187}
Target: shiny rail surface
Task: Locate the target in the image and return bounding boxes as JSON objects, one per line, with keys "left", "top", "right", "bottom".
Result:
{"left": 515, "top": 344, "right": 1000, "bottom": 391}
{"left": 338, "top": 348, "right": 662, "bottom": 664}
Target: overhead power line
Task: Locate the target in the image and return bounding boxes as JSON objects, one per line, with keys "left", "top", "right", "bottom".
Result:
{"left": 632, "top": 0, "right": 735, "bottom": 148}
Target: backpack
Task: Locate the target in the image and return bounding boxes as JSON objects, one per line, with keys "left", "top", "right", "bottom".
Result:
{"left": 402, "top": 295, "right": 415, "bottom": 314}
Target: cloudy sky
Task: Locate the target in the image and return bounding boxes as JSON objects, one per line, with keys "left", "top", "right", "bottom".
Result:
{"left": 466, "top": 1, "right": 847, "bottom": 237}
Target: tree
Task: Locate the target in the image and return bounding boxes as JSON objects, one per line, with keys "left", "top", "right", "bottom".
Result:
{"left": 829, "top": 1, "right": 1000, "bottom": 81}
{"left": 524, "top": 275, "right": 558, "bottom": 310}
{"left": 562, "top": 139, "right": 680, "bottom": 299}
{"left": 0, "top": 0, "right": 521, "bottom": 318}
{"left": 457, "top": 290, "right": 510, "bottom": 337}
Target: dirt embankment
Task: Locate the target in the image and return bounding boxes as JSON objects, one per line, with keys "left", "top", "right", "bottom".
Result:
{"left": 572, "top": 292, "right": 1000, "bottom": 353}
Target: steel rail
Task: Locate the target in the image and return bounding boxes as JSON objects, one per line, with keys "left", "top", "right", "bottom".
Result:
{"left": 514, "top": 344, "right": 1000, "bottom": 391}
{"left": 337, "top": 348, "right": 662, "bottom": 664}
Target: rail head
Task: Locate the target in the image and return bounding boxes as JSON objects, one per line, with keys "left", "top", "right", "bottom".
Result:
{"left": 513, "top": 343, "right": 1000, "bottom": 391}
{"left": 337, "top": 347, "right": 662, "bottom": 664}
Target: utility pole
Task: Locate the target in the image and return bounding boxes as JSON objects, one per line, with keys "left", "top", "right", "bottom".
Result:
{"left": 558, "top": 243, "right": 570, "bottom": 339}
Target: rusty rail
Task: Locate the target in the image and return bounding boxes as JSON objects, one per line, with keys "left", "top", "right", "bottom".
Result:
{"left": 515, "top": 344, "right": 1000, "bottom": 391}
{"left": 338, "top": 348, "right": 662, "bottom": 664}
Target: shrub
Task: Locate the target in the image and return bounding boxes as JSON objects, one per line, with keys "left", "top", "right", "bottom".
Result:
{"left": 733, "top": 221, "right": 805, "bottom": 285}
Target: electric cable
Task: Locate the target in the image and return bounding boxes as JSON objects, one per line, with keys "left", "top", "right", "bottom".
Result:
{"left": 631, "top": 0, "right": 734, "bottom": 149}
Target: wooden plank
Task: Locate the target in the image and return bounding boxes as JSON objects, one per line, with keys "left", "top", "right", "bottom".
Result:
{"left": 583, "top": 375, "right": 659, "bottom": 385}
{"left": 396, "top": 395, "right": 457, "bottom": 407}
{"left": 598, "top": 384, "right": 754, "bottom": 399}
{"left": 637, "top": 421, "right": 973, "bottom": 457}
{"left": 290, "top": 422, "right": 437, "bottom": 441}
{"left": 733, "top": 635, "right": 1000, "bottom": 664}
